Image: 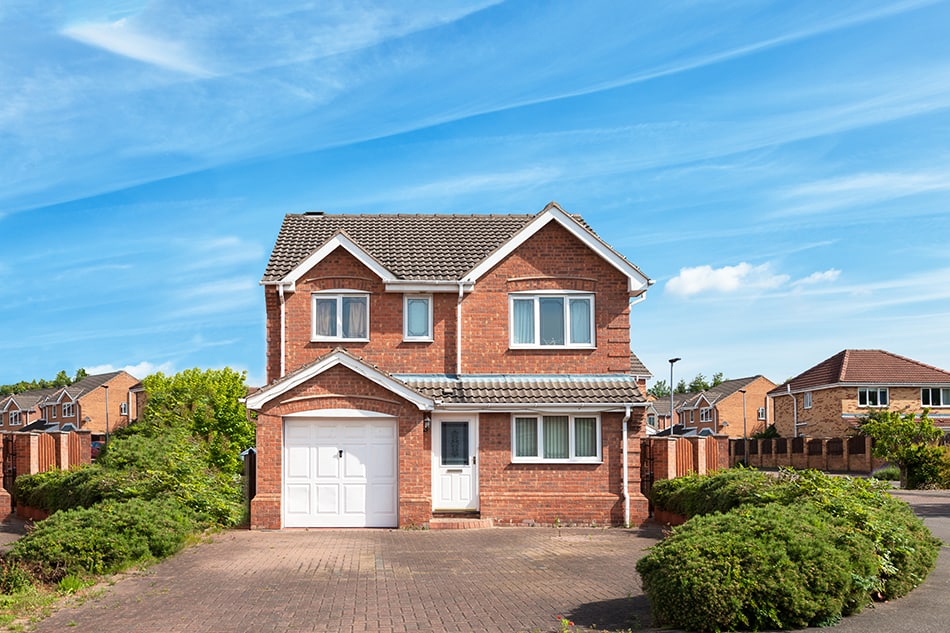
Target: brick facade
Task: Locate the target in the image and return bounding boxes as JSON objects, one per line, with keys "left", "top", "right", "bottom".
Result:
{"left": 252, "top": 209, "right": 652, "bottom": 530}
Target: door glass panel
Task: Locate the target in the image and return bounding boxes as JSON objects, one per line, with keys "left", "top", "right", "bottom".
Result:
{"left": 441, "top": 421, "right": 469, "bottom": 466}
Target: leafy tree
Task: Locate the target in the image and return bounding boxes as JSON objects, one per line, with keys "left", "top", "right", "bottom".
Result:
{"left": 74, "top": 368, "right": 88, "bottom": 382}
{"left": 647, "top": 379, "right": 670, "bottom": 399}
{"left": 711, "top": 371, "right": 725, "bottom": 387}
{"left": 674, "top": 379, "right": 688, "bottom": 394}
{"left": 688, "top": 373, "right": 710, "bottom": 392}
{"left": 139, "top": 368, "right": 254, "bottom": 475}
{"left": 0, "top": 368, "right": 86, "bottom": 396}
{"left": 859, "top": 409, "right": 943, "bottom": 488}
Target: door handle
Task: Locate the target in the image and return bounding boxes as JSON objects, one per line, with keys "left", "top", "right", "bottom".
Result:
{"left": 338, "top": 449, "right": 344, "bottom": 458}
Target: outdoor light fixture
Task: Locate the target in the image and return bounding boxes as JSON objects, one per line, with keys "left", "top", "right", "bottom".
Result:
{"left": 668, "top": 358, "right": 681, "bottom": 433}
{"left": 423, "top": 415, "right": 431, "bottom": 432}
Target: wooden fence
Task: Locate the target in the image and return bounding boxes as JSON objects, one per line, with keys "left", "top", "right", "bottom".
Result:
{"left": 731, "top": 436, "right": 885, "bottom": 473}
{"left": 0, "top": 430, "right": 93, "bottom": 519}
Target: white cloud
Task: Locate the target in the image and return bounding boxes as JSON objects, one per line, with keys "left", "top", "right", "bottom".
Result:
{"left": 62, "top": 19, "right": 213, "bottom": 77}
{"left": 85, "top": 360, "right": 175, "bottom": 379}
{"left": 666, "top": 262, "right": 789, "bottom": 297}
{"left": 792, "top": 269, "right": 841, "bottom": 286}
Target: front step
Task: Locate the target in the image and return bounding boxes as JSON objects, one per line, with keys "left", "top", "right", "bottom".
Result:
{"left": 428, "top": 517, "right": 493, "bottom": 530}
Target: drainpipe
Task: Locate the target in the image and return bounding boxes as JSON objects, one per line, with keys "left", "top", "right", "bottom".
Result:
{"left": 278, "top": 284, "right": 287, "bottom": 378}
{"left": 788, "top": 384, "right": 798, "bottom": 438}
{"left": 622, "top": 403, "right": 631, "bottom": 527}
{"left": 456, "top": 281, "right": 464, "bottom": 375}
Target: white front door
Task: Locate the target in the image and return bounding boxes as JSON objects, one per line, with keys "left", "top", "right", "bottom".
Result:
{"left": 283, "top": 418, "right": 398, "bottom": 528}
{"left": 432, "top": 416, "right": 478, "bottom": 511}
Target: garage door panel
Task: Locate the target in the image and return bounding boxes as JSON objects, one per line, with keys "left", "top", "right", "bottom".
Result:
{"left": 283, "top": 418, "right": 397, "bottom": 528}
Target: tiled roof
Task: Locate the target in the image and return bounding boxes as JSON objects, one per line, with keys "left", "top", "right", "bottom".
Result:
{"left": 398, "top": 374, "right": 646, "bottom": 405}
{"left": 629, "top": 352, "right": 651, "bottom": 377}
{"left": 1, "top": 388, "right": 57, "bottom": 411}
{"left": 769, "top": 349, "right": 950, "bottom": 395}
{"left": 262, "top": 213, "right": 537, "bottom": 282}
{"left": 40, "top": 371, "right": 127, "bottom": 404}
{"left": 681, "top": 376, "right": 762, "bottom": 408}
{"left": 650, "top": 393, "right": 692, "bottom": 417}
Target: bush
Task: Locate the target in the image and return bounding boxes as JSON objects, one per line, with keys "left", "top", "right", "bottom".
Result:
{"left": 643, "top": 469, "right": 941, "bottom": 629}
{"left": 871, "top": 465, "right": 901, "bottom": 481}
{"left": 10, "top": 498, "right": 197, "bottom": 582}
{"left": 0, "top": 560, "right": 33, "bottom": 595}
{"left": 637, "top": 503, "right": 878, "bottom": 631}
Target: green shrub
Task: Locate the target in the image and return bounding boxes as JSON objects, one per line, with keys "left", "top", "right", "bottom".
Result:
{"left": 10, "top": 498, "right": 197, "bottom": 582}
{"left": 650, "top": 467, "right": 776, "bottom": 517}
{"left": 871, "top": 465, "right": 901, "bottom": 481}
{"left": 0, "top": 560, "right": 33, "bottom": 595}
{"left": 637, "top": 503, "right": 878, "bottom": 631}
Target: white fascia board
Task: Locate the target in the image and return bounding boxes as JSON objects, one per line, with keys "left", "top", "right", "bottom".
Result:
{"left": 462, "top": 205, "right": 652, "bottom": 293}
{"left": 245, "top": 351, "right": 433, "bottom": 411}
{"left": 435, "top": 402, "right": 649, "bottom": 413}
{"left": 385, "top": 280, "right": 474, "bottom": 293}
{"left": 275, "top": 233, "right": 396, "bottom": 292}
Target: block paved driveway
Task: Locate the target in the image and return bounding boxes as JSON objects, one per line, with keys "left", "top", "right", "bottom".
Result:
{"left": 29, "top": 525, "right": 662, "bottom": 633}
{"left": 25, "top": 490, "right": 950, "bottom": 633}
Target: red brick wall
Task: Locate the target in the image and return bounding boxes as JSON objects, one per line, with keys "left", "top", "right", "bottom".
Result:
{"left": 250, "top": 364, "right": 430, "bottom": 529}
{"left": 76, "top": 372, "right": 140, "bottom": 436}
{"left": 265, "top": 221, "right": 632, "bottom": 382}
{"left": 477, "top": 410, "right": 648, "bottom": 526}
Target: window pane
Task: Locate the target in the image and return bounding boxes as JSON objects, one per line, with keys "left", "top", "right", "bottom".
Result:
{"left": 406, "top": 298, "right": 429, "bottom": 337}
{"left": 513, "top": 299, "right": 535, "bottom": 344}
{"left": 543, "top": 416, "right": 569, "bottom": 459}
{"left": 569, "top": 298, "right": 591, "bottom": 344}
{"left": 943, "top": 389, "right": 950, "bottom": 406}
{"left": 539, "top": 297, "right": 564, "bottom": 345}
{"left": 441, "top": 421, "right": 469, "bottom": 466}
{"left": 923, "top": 388, "right": 933, "bottom": 406}
{"left": 514, "top": 417, "right": 538, "bottom": 457}
{"left": 879, "top": 389, "right": 888, "bottom": 406}
{"left": 342, "top": 296, "right": 367, "bottom": 338}
{"left": 575, "top": 417, "right": 597, "bottom": 457}
{"left": 314, "top": 298, "right": 336, "bottom": 337}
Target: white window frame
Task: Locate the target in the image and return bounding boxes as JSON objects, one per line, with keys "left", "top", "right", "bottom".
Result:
{"left": 700, "top": 407, "right": 712, "bottom": 423}
{"left": 510, "top": 413, "right": 602, "bottom": 463}
{"left": 508, "top": 291, "right": 595, "bottom": 349}
{"left": 311, "top": 291, "right": 370, "bottom": 342}
{"left": 858, "top": 387, "right": 889, "bottom": 408}
{"left": 921, "top": 387, "right": 950, "bottom": 407}
{"left": 62, "top": 402, "right": 74, "bottom": 417}
{"left": 9, "top": 411, "right": 21, "bottom": 426}
{"left": 803, "top": 391, "right": 813, "bottom": 409}
{"left": 119, "top": 402, "right": 129, "bottom": 415}
{"left": 757, "top": 407, "right": 767, "bottom": 421}
{"left": 402, "top": 295, "right": 433, "bottom": 342}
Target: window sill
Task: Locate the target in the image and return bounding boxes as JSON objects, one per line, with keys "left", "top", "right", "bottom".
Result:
{"left": 509, "top": 344, "right": 596, "bottom": 351}
{"left": 311, "top": 337, "right": 370, "bottom": 343}
{"left": 402, "top": 337, "right": 433, "bottom": 343}
{"left": 511, "top": 458, "right": 602, "bottom": 465}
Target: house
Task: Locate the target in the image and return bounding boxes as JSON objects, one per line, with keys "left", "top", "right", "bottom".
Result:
{"left": 0, "top": 371, "right": 140, "bottom": 439}
{"left": 767, "top": 349, "right": 950, "bottom": 438}
{"left": 675, "top": 376, "right": 775, "bottom": 438}
{"left": 245, "top": 202, "right": 655, "bottom": 529}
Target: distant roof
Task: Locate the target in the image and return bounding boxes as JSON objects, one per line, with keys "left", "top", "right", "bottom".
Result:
{"left": 2, "top": 372, "right": 134, "bottom": 409}
{"left": 681, "top": 376, "right": 765, "bottom": 409}
{"left": 261, "top": 202, "right": 649, "bottom": 286}
{"left": 769, "top": 349, "right": 950, "bottom": 395}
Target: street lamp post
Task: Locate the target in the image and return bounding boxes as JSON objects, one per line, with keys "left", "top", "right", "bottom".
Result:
{"left": 739, "top": 388, "right": 748, "bottom": 465}
{"left": 668, "top": 358, "right": 681, "bottom": 433}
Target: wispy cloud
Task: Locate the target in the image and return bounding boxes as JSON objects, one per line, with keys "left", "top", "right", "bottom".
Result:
{"left": 62, "top": 19, "right": 212, "bottom": 77}
{"left": 172, "top": 278, "right": 258, "bottom": 317}
{"left": 666, "top": 263, "right": 790, "bottom": 297}
{"left": 792, "top": 269, "right": 841, "bottom": 287}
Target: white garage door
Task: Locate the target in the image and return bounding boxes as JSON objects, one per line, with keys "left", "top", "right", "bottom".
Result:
{"left": 283, "top": 417, "right": 398, "bottom": 528}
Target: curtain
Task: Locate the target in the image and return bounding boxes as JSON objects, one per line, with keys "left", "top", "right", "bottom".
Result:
{"left": 569, "top": 298, "right": 591, "bottom": 344}
{"left": 406, "top": 298, "right": 429, "bottom": 337}
{"left": 574, "top": 417, "right": 597, "bottom": 457}
{"left": 513, "top": 299, "right": 535, "bottom": 344}
{"left": 342, "top": 296, "right": 367, "bottom": 338}
{"left": 538, "top": 297, "right": 564, "bottom": 345}
{"left": 514, "top": 417, "right": 538, "bottom": 457}
{"left": 543, "top": 416, "right": 569, "bottom": 459}
{"left": 314, "top": 298, "right": 336, "bottom": 337}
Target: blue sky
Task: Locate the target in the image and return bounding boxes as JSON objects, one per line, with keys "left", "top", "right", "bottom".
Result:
{"left": 3, "top": 0, "right": 950, "bottom": 388}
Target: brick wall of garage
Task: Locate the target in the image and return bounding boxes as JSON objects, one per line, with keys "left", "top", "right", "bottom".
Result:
{"left": 250, "top": 364, "right": 430, "bottom": 529}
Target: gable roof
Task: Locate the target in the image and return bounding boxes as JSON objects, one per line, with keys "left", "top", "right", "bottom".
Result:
{"left": 40, "top": 371, "right": 127, "bottom": 406}
{"left": 682, "top": 376, "right": 766, "bottom": 408}
{"left": 769, "top": 349, "right": 950, "bottom": 395}
{"left": 262, "top": 202, "right": 652, "bottom": 293}
{"left": 244, "top": 348, "right": 434, "bottom": 411}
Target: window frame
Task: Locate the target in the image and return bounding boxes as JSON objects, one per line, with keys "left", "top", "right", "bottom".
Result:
{"left": 803, "top": 391, "right": 813, "bottom": 409}
{"left": 858, "top": 387, "right": 889, "bottom": 408}
{"left": 508, "top": 291, "right": 595, "bottom": 349}
{"left": 119, "top": 402, "right": 129, "bottom": 416}
{"left": 921, "top": 387, "right": 950, "bottom": 407}
{"left": 9, "top": 411, "right": 21, "bottom": 426}
{"left": 402, "top": 294, "right": 433, "bottom": 342}
{"left": 311, "top": 291, "right": 370, "bottom": 342}
{"left": 757, "top": 407, "right": 767, "bottom": 421}
{"left": 62, "top": 402, "right": 74, "bottom": 418}
{"left": 510, "top": 413, "right": 602, "bottom": 463}
{"left": 699, "top": 407, "right": 712, "bottom": 423}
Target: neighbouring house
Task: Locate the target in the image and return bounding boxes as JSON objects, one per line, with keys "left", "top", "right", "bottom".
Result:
{"left": 672, "top": 376, "right": 776, "bottom": 438}
{"left": 650, "top": 392, "right": 692, "bottom": 433}
{"left": 245, "top": 202, "right": 655, "bottom": 529}
{"left": 0, "top": 371, "right": 140, "bottom": 440}
{"left": 767, "top": 349, "right": 950, "bottom": 438}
